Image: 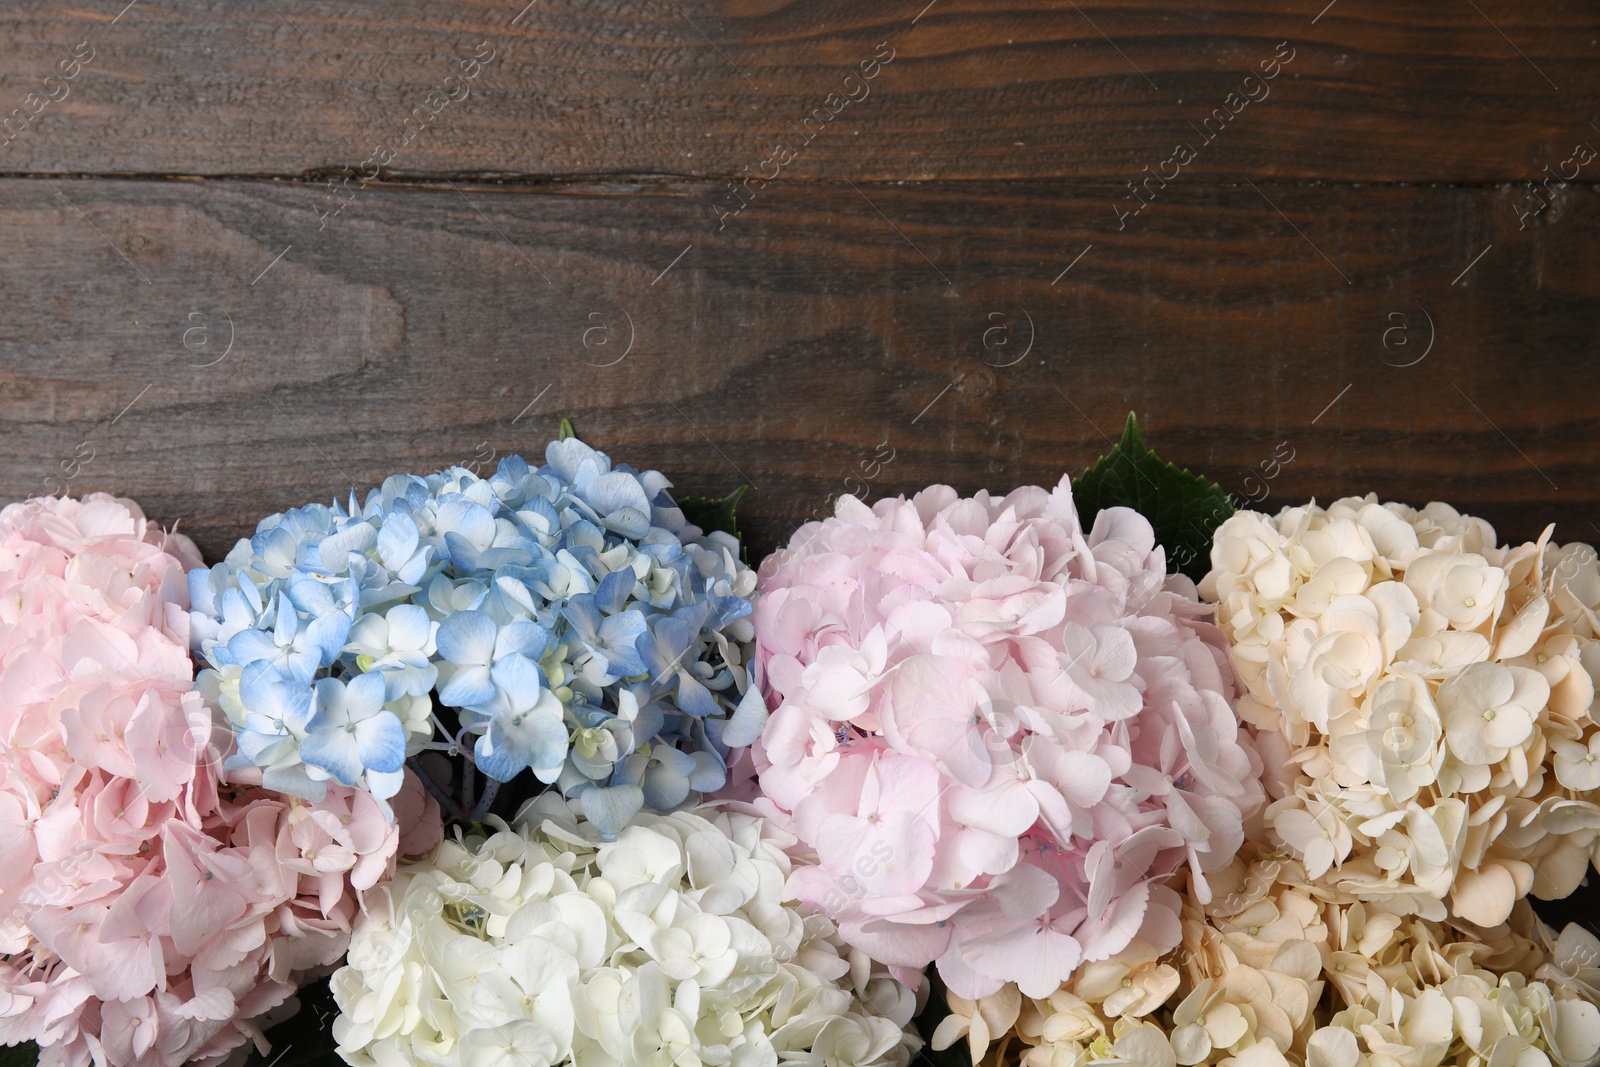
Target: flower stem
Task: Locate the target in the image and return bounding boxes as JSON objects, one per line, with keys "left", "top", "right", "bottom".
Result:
{"left": 469, "top": 778, "right": 500, "bottom": 822}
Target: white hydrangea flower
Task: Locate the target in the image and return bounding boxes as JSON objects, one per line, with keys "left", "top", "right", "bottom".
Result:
{"left": 330, "top": 794, "right": 919, "bottom": 1067}
{"left": 1203, "top": 497, "right": 1600, "bottom": 925}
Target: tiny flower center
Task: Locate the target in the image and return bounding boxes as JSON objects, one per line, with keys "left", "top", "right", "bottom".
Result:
{"left": 1483, "top": 709, "right": 1496, "bottom": 721}
{"left": 1121, "top": 978, "right": 1133, "bottom": 988}
{"left": 1464, "top": 596, "right": 1476, "bottom": 608}
{"left": 1248, "top": 926, "right": 1259, "bottom": 936}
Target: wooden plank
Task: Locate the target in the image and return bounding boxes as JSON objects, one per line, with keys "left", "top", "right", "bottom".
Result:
{"left": 0, "top": 174, "right": 1595, "bottom": 563}
{"left": 0, "top": 0, "right": 1596, "bottom": 182}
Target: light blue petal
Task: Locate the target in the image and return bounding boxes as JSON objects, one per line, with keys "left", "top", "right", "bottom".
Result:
{"left": 650, "top": 744, "right": 696, "bottom": 777}
{"left": 300, "top": 727, "right": 366, "bottom": 786}
{"left": 218, "top": 586, "right": 259, "bottom": 634}
{"left": 252, "top": 526, "right": 300, "bottom": 575}
{"left": 675, "top": 672, "right": 720, "bottom": 719}
{"left": 561, "top": 595, "right": 602, "bottom": 643}
{"left": 345, "top": 612, "right": 388, "bottom": 654}
{"left": 306, "top": 611, "right": 353, "bottom": 668}
{"left": 188, "top": 567, "right": 218, "bottom": 618}
{"left": 345, "top": 671, "right": 389, "bottom": 719}
{"left": 271, "top": 593, "right": 298, "bottom": 646}
{"left": 240, "top": 661, "right": 314, "bottom": 731}
{"left": 395, "top": 543, "right": 432, "bottom": 586}
{"left": 686, "top": 749, "right": 725, "bottom": 793}
{"left": 494, "top": 620, "right": 549, "bottom": 662}
{"left": 611, "top": 751, "right": 648, "bottom": 788}
{"left": 520, "top": 716, "right": 571, "bottom": 783}
{"left": 600, "top": 507, "right": 651, "bottom": 540}
{"left": 436, "top": 609, "right": 498, "bottom": 665}
{"left": 473, "top": 730, "right": 529, "bottom": 783}
{"left": 488, "top": 653, "right": 546, "bottom": 705}
{"left": 377, "top": 511, "right": 420, "bottom": 571}
{"left": 385, "top": 604, "right": 432, "bottom": 651}
{"left": 355, "top": 711, "right": 406, "bottom": 774}
{"left": 594, "top": 568, "right": 635, "bottom": 615}
{"left": 237, "top": 573, "right": 264, "bottom": 615}
{"left": 286, "top": 574, "right": 339, "bottom": 617}
{"left": 380, "top": 661, "right": 437, "bottom": 700}
{"left": 596, "top": 614, "right": 648, "bottom": 677}
{"left": 317, "top": 522, "right": 377, "bottom": 574}
{"left": 718, "top": 684, "right": 768, "bottom": 748}
{"left": 585, "top": 472, "right": 651, "bottom": 517}
{"left": 580, "top": 783, "right": 644, "bottom": 838}
{"left": 436, "top": 497, "right": 496, "bottom": 548}
{"left": 226, "top": 629, "right": 284, "bottom": 669}
{"left": 438, "top": 663, "right": 495, "bottom": 707}
{"left": 310, "top": 676, "right": 350, "bottom": 728}
{"left": 545, "top": 438, "right": 601, "bottom": 483}
{"left": 365, "top": 768, "right": 404, "bottom": 800}
{"left": 708, "top": 594, "right": 754, "bottom": 629}
{"left": 640, "top": 762, "right": 691, "bottom": 810}
{"left": 236, "top": 727, "right": 289, "bottom": 765}
{"left": 261, "top": 763, "right": 328, "bottom": 803}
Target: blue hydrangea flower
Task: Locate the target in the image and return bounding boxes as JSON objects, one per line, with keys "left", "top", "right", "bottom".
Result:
{"left": 188, "top": 434, "right": 765, "bottom": 832}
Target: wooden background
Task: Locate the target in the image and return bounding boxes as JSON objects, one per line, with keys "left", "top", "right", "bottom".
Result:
{"left": 1, "top": 0, "right": 1597, "bottom": 564}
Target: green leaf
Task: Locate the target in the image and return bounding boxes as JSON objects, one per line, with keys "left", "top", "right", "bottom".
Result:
{"left": 677, "top": 484, "right": 748, "bottom": 556}
{"left": 911, "top": 971, "right": 973, "bottom": 1067}
{"left": 0, "top": 1042, "right": 38, "bottom": 1066}
{"left": 558, "top": 418, "right": 576, "bottom": 441}
{"left": 236, "top": 978, "right": 344, "bottom": 1067}
{"left": 1071, "top": 412, "right": 1235, "bottom": 584}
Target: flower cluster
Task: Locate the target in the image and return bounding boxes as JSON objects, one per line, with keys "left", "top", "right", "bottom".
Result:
{"left": 189, "top": 436, "right": 764, "bottom": 834}
{"left": 746, "top": 483, "right": 1266, "bottom": 1000}
{"left": 934, "top": 845, "right": 1600, "bottom": 1067}
{"left": 1201, "top": 496, "right": 1600, "bottom": 926}
{"left": 0, "top": 494, "right": 442, "bottom": 1067}
{"left": 330, "top": 793, "right": 921, "bottom": 1067}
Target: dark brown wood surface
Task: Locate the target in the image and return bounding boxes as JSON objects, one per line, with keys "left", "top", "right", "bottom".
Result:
{"left": 0, "top": 0, "right": 1596, "bottom": 566}
{"left": 2, "top": 1, "right": 1599, "bottom": 182}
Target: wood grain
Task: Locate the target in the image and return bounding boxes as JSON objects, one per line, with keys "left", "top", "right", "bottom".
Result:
{"left": 2, "top": 174, "right": 1594, "bottom": 564}
{"left": 0, "top": 0, "right": 1596, "bottom": 182}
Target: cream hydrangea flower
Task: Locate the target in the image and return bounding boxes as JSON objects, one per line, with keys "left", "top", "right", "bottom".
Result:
{"left": 932, "top": 842, "right": 1600, "bottom": 1067}
{"left": 330, "top": 794, "right": 919, "bottom": 1067}
{"left": 1202, "top": 497, "right": 1600, "bottom": 926}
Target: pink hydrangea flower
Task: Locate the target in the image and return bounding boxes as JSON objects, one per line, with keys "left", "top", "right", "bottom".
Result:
{"left": 0, "top": 495, "right": 442, "bottom": 1067}
{"left": 745, "top": 482, "right": 1265, "bottom": 1000}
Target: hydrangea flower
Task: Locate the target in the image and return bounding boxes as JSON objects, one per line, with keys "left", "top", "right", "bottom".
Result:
{"left": 328, "top": 793, "right": 921, "bottom": 1067}
{"left": 0, "top": 494, "right": 442, "bottom": 1067}
{"left": 189, "top": 436, "right": 765, "bottom": 834}
{"left": 933, "top": 844, "right": 1600, "bottom": 1067}
{"left": 1202, "top": 496, "right": 1600, "bottom": 926}
{"left": 742, "top": 482, "right": 1268, "bottom": 1000}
